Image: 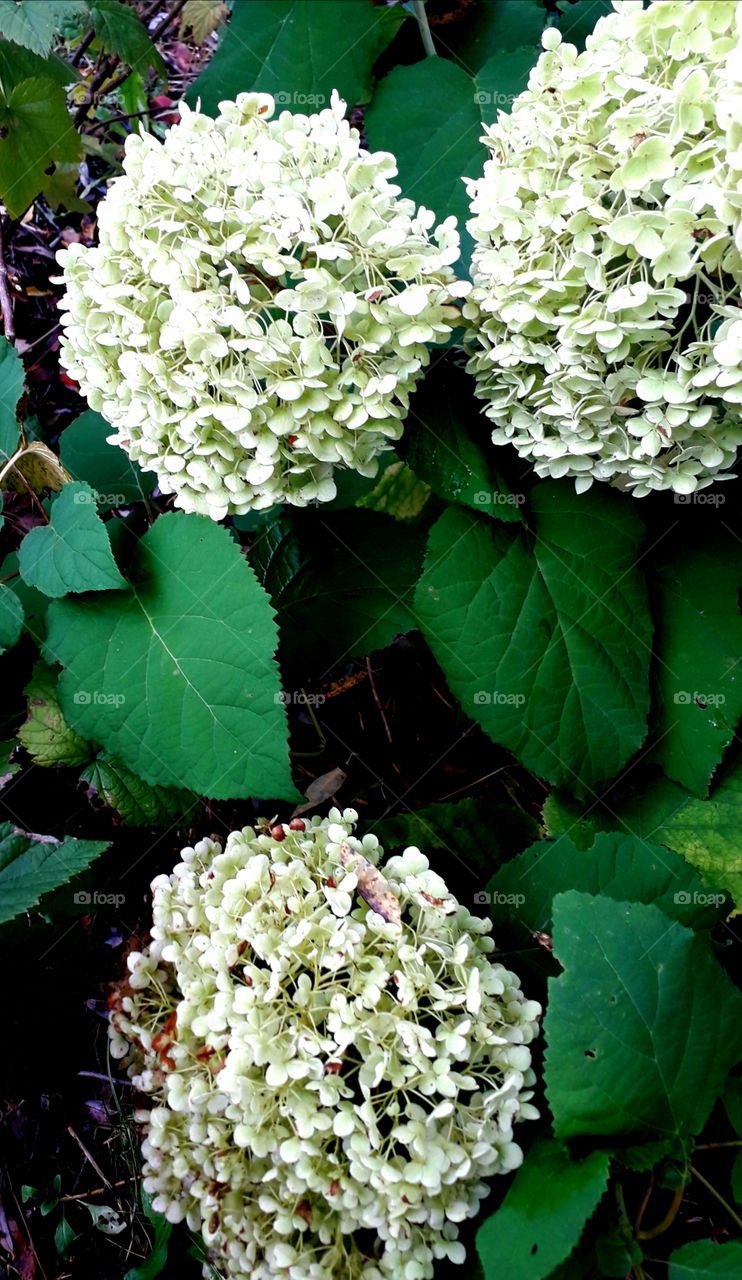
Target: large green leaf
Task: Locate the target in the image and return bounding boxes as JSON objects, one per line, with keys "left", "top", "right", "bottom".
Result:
{"left": 617, "top": 764, "right": 742, "bottom": 909}
{"left": 268, "top": 511, "right": 426, "bottom": 676}
{"left": 19, "top": 481, "right": 127, "bottom": 598}
{"left": 59, "top": 410, "right": 155, "bottom": 508}
{"left": 0, "top": 821, "right": 109, "bottom": 925}
{"left": 402, "top": 358, "right": 521, "bottom": 521}
{"left": 414, "top": 486, "right": 651, "bottom": 795}
{"left": 88, "top": 0, "right": 162, "bottom": 72}
{"left": 651, "top": 541, "right": 742, "bottom": 796}
{"left": 187, "top": 0, "right": 403, "bottom": 117}
{"left": 0, "top": 73, "right": 81, "bottom": 217}
{"left": 45, "top": 512, "right": 297, "bottom": 801}
{"left": 556, "top": 0, "right": 615, "bottom": 51}
{"left": 81, "top": 753, "right": 194, "bottom": 827}
{"left": 447, "top": 0, "right": 544, "bottom": 73}
{"left": 366, "top": 57, "right": 482, "bottom": 271}
{"left": 668, "top": 1241, "right": 742, "bottom": 1277}
{"left": 0, "top": 581, "right": 23, "bottom": 654}
{"left": 365, "top": 34, "right": 539, "bottom": 270}
{"left": 544, "top": 892, "right": 742, "bottom": 1143}
{"left": 0, "top": 335, "right": 25, "bottom": 461}
{"left": 374, "top": 797, "right": 539, "bottom": 879}
{"left": 476, "top": 1138, "right": 610, "bottom": 1280}
{"left": 18, "top": 661, "right": 92, "bottom": 767}
{"left": 0, "top": 1, "right": 84, "bottom": 55}
{"left": 0, "top": 39, "right": 77, "bottom": 91}
{"left": 489, "top": 831, "right": 728, "bottom": 934}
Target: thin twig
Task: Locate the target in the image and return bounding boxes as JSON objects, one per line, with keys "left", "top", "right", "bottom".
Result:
{"left": 70, "top": 28, "right": 96, "bottom": 67}
{"left": 366, "top": 657, "right": 393, "bottom": 745}
{"left": 690, "top": 1163, "right": 742, "bottom": 1231}
{"left": 0, "top": 222, "right": 15, "bottom": 342}
{"left": 59, "top": 1178, "right": 130, "bottom": 1204}
{"left": 66, "top": 1125, "right": 112, "bottom": 1189}
{"left": 74, "top": 0, "right": 188, "bottom": 126}
{"left": 88, "top": 103, "right": 172, "bottom": 133}
{"left": 637, "top": 1178, "right": 685, "bottom": 1240}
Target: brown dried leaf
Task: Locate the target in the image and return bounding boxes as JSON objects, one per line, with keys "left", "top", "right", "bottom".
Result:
{"left": 339, "top": 841, "right": 402, "bottom": 927}
{"left": 291, "top": 766, "right": 347, "bottom": 817}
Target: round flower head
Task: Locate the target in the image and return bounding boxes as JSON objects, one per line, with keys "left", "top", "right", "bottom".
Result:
{"left": 464, "top": 0, "right": 742, "bottom": 497}
{"left": 110, "top": 810, "right": 540, "bottom": 1279}
{"left": 57, "top": 92, "right": 467, "bottom": 519}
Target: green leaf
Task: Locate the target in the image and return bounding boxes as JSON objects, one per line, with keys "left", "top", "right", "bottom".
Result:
{"left": 414, "top": 486, "right": 651, "bottom": 795}
{"left": 476, "top": 1138, "right": 610, "bottom": 1280}
{"left": 0, "top": 1, "right": 84, "bottom": 56}
{"left": 0, "top": 550, "right": 48, "bottom": 644}
{"left": 668, "top": 1240, "right": 742, "bottom": 1277}
{"left": 356, "top": 460, "right": 431, "bottom": 522}
{"left": 88, "top": 0, "right": 162, "bottom": 71}
{"left": 374, "top": 797, "right": 539, "bottom": 882}
{"left": 0, "top": 821, "right": 109, "bottom": 925}
{"left": 123, "top": 1192, "right": 172, "bottom": 1280}
{"left": 54, "top": 1211, "right": 75, "bottom": 1258}
{"left": 179, "top": 0, "right": 227, "bottom": 44}
{"left": 0, "top": 580, "right": 23, "bottom": 654}
{"left": 19, "top": 481, "right": 127, "bottom": 598}
{"left": 651, "top": 541, "right": 742, "bottom": 796}
{"left": 544, "top": 891, "right": 742, "bottom": 1143}
{"left": 18, "top": 660, "right": 92, "bottom": 767}
{"left": 402, "top": 357, "right": 522, "bottom": 521}
{"left": 618, "top": 763, "right": 742, "bottom": 909}
{"left": 0, "top": 738, "right": 20, "bottom": 783}
{"left": 556, "top": 0, "right": 615, "bottom": 51}
{"left": 187, "top": 0, "right": 403, "bottom": 117}
{"left": 366, "top": 57, "right": 483, "bottom": 271}
{"left": 0, "top": 38, "right": 78, "bottom": 90}
{"left": 489, "top": 831, "right": 729, "bottom": 934}
{"left": 45, "top": 512, "right": 297, "bottom": 801}
{"left": 449, "top": 0, "right": 544, "bottom": 73}
{"left": 541, "top": 791, "right": 604, "bottom": 851}
{"left": 271, "top": 511, "right": 426, "bottom": 675}
{"left": 0, "top": 335, "right": 25, "bottom": 461}
{"left": 0, "top": 74, "right": 81, "bottom": 217}
{"left": 82, "top": 753, "right": 195, "bottom": 827}
{"left": 59, "top": 410, "right": 155, "bottom": 507}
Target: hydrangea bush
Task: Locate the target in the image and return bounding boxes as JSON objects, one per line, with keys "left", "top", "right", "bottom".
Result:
{"left": 110, "top": 811, "right": 540, "bottom": 1279}
{"left": 464, "top": 0, "right": 742, "bottom": 496}
{"left": 57, "top": 92, "right": 466, "bottom": 519}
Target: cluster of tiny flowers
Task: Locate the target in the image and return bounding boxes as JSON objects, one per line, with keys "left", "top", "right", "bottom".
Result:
{"left": 110, "top": 811, "right": 540, "bottom": 1280}
{"left": 464, "top": 0, "right": 742, "bottom": 496}
{"left": 57, "top": 92, "right": 467, "bottom": 519}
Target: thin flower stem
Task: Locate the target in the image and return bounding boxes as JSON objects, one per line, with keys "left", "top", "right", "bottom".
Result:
{"left": 412, "top": 1, "right": 437, "bottom": 57}
{"left": 690, "top": 1164, "right": 742, "bottom": 1232}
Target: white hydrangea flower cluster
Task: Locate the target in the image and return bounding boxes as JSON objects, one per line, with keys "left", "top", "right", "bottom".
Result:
{"left": 110, "top": 810, "right": 540, "bottom": 1280}
{"left": 464, "top": 0, "right": 742, "bottom": 496}
{"left": 57, "top": 92, "right": 466, "bottom": 519}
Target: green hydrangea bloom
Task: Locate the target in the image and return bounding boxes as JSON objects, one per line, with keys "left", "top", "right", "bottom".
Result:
{"left": 465, "top": 0, "right": 742, "bottom": 497}
{"left": 58, "top": 92, "right": 467, "bottom": 520}
{"left": 111, "top": 810, "right": 540, "bottom": 1279}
